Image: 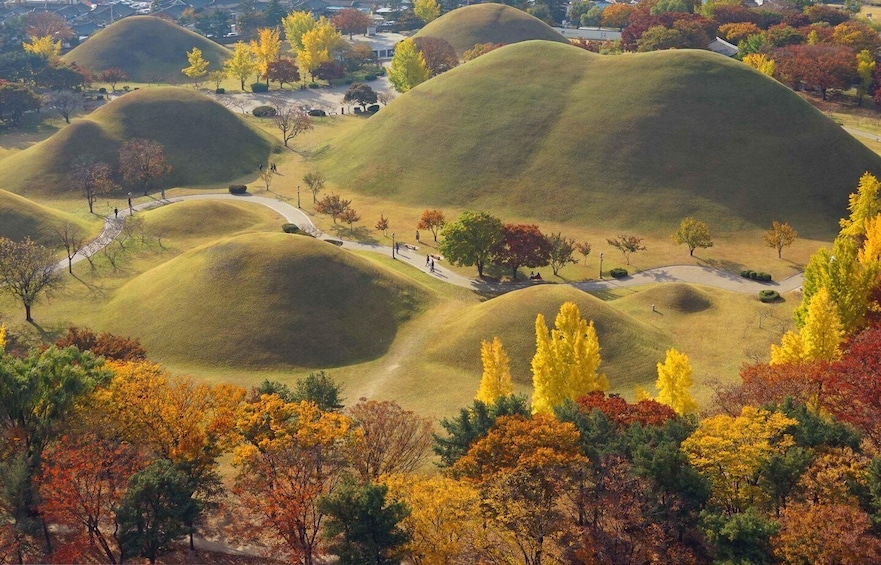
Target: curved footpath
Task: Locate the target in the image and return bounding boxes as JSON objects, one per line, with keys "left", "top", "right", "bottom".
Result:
{"left": 60, "top": 193, "right": 805, "bottom": 295}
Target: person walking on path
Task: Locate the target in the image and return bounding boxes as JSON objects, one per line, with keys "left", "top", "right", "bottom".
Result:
{"left": 425, "top": 255, "right": 430, "bottom": 267}
{"left": 415, "top": 230, "right": 420, "bottom": 243}
{"left": 114, "top": 208, "right": 118, "bottom": 219}
{"left": 430, "top": 259, "right": 435, "bottom": 273}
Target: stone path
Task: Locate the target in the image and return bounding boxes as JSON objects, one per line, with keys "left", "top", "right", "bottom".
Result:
{"left": 63, "top": 193, "right": 805, "bottom": 295}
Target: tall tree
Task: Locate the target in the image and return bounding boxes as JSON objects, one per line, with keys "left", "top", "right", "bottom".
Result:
{"left": 282, "top": 11, "right": 316, "bottom": 52}
{"left": 117, "top": 459, "right": 200, "bottom": 565}
{"left": 232, "top": 396, "right": 358, "bottom": 564}
{"left": 98, "top": 68, "right": 127, "bottom": 91}
{"left": 266, "top": 58, "right": 300, "bottom": 89}
{"left": 672, "top": 217, "right": 713, "bottom": 256}
{"left": 47, "top": 90, "right": 81, "bottom": 124}
{"left": 343, "top": 83, "right": 377, "bottom": 110}
{"left": 476, "top": 337, "right": 513, "bottom": 405}
{"left": 531, "top": 301, "right": 607, "bottom": 415}
{"left": 764, "top": 220, "right": 798, "bottom": 258}
{"left": 856, "top": 49, "right": 875, "bottom": 106}
{"left": 318, "top": 480, "right": 410, "bottom": 565}
{"left": 303, "top": 171, "right": 326, "bottom": 203}
{"left": 331, "top": 9, "right": 371, "bottom": 38}
{"left": 412, "top": 36, "right": 458, "bottom": 77}
{"left": 347, "top": 400, "right": 433, "bottom": 482}
{"left": 416, "top": 209, "right": 445, "bottom": 242}
{"left": 493, "top": 223, "right": 552, "bottom": 280}
{"left": 388, "top": 38, "right": 429, "bottom": 93}
{"left": 297, "top": 20, "right": 341, "bottom": 81}
{"left": 547, "top": 232, "right": 577, "bottom": 275}
{"left": 224, "top": 41, "right": 258, "bottom": 90}
{"left": 655, "top": 348, "right": 698, "bottom": 415}
{"left": 773, "top": 502, "right": 881, "bottom": 563}
{"left": 271, "top": 102, "right": 312, "bottom": 147}
{"left": 413, "top": 0, "right": 441, "bottom": 23}
{"left": 24, "top": 12, "right": 73, "bottom": 41}
{"left": 0, "top": 237, "right": 59, "bottom": 322}
{"left": 840, "top": 172, "right": 881, "bottom": 240}
{"left": 771, "top": 287, "right": 844, "bottom": 365}
{"left": 316, "top": 194, "right": 352, "bottom": 224}
{"left": 181, "top": 47, "right": 209, "bottom": 88}
{"left": 606, "top": 234, "right": 646, "bottom": 265}
{"left": 56, "top": 223, "right": 86, "bottom": 275}
{"left": 250, "top": 27, "right": 281, "bottom": 86}
{"left": 118, "top": 138, "right": 171, "bottom": 196}
{"left": 71, "top": 157, "right": 117, "bottom": 213}
{"left": 433, "top": 395, "right": 531, "bottom": 467}
{"left": 22, "top": 35, "right": 59, "bottom": 58}
{"left": 438, "top": 211, "right": 503, "bottom": 277}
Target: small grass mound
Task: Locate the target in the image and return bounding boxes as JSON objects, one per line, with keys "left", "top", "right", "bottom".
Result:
{"left": 639, "top": 284, "right": 714, "bottom": 314}
{"left": 425, "top": 285, "right": 670, "bottom": 391}
{"left": 99, "top": 233, "right": 431, "bottom": 369}
{"left": 0, "top": 189, "right": 90, "bottom": 246}
{"left": 63, "top": 16, "right": 230, "bottom": 83}
{"left": 322, "top": 42, "right": 881, "bottom": 240}
{"left": 0, "top": 87, "right": 274, "bottom": 197}
{"left": 413, "top": 4, "right": 569, "bottom": 55}
{"left": 141, "top": 200, "right": 274, "bottom": 240}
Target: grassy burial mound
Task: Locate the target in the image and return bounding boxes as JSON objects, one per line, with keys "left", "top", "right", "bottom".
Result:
{"left": 100, "top": 233, "right": 432, "bottom": 369}
{"left": 322, "top": 42, "right": 881, "bottom": 239}
{"left": 413, "top": 3, "right": 568, "bottom": 55}
{"left": 425, "top": 285, "right": 670, "bottom": 391}
{"left": 140, "top": 200, "right": 281, "bottom": 242}
{"left": 0, "top": 87, "right": 273, "bottom": 197}
{"left": 0, "top": 189, "right": 90, "bottom": 246}
{"left": 63, "top": 16, "right": 229, "bottom": 83}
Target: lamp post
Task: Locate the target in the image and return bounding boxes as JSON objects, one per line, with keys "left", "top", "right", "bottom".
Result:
{"left": 599, "top": 252, "right": 604, "bottom": 279}
{"left": 297, "top": 185, "right": 301, "bottom": 209}
{"left": 392, "top": 233, "right": 396, "bottom": 259}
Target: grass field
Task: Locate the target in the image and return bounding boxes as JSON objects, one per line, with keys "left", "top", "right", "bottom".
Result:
{"left": 414, "top": 3, "right": 569, "bottom": 55}
{"left": 63, "top": 16, "right": 230, "bottom": 84}
{"left": 0, "top": 189, "right": 95, "bottom": 246}
{"left": 0, "top": 87, "right": 276, "bottom": 198}
{"left": 320, "top": 42, "right": 881, "bottom": 242}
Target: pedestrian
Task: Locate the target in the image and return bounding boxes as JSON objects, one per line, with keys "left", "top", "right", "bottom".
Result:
{"left": 415, "top": 230, "right": 420, "bottom": 242}
{"left": 652, "top": 304, "right": 656, "bottom": 313}
{"left": 113, "top": 207, "right": 118, "bottom": 219}
{"left": 127, "top": 197, "right": 132, "bottom": 214}
{"left": 259, "top": 163, "right": 263, "bottom": 171}
{"left": 430, "top": 259, "right": 435, "bottom": 273}
{"left": 425, "top": 255, "right": 430, "bottom": 266}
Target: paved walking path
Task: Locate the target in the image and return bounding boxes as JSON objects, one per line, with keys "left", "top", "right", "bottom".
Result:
{"left": 63, "top": 192, "right": 804, "bottom": 295}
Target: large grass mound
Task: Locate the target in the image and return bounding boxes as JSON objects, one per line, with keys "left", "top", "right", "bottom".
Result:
{"left": 63, "top": 16, "right": 229, "bottom": 83}
{"left": 0, "top": 189, "right": 89, "bottom": 246}
{"left": 322, "top": 42, "right": 881, "bottom": 239}
{"left": 0, "top": 87, "right": 273, "bottom": 197}
{"left": 99, "top": 233, "right": 431, "bottom": 369}
{"left": 413, "top": 3, "right": 568, "bottom": 55}
{"left": 425, "top": 285, "right": 670, "bottom": 391}
{"left": 141, "top": 200, "right": 278, "bottom": 241}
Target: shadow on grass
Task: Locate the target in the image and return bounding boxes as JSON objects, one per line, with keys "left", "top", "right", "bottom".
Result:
{"left": 332, "top": 225, "right": 378, "bottom": 244}
{"left": 695, "top": 257, "right": 745, "bottom": 278}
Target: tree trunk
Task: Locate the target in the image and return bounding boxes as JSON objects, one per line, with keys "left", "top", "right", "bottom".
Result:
{"left": 68, "top": 258, "right": 73, "bottom": 274}
{"left": 25, "top": 302, "right": 32, "bottom": 322}
{"left": 512, "top": 265, "right": 517, "bottom": 280}
{"left": 689, "top": 247, "right": 694, "bottom": 256}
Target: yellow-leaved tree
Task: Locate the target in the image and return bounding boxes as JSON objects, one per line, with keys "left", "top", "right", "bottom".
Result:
{"left": 382, "top": 474, "right": 494, "bottom": 563}
{"left": 282, "top": 11, "right": 316, "bottom": 52}
{"left": 414, "top": 0, "right": 441, "bottom": 23}
{"left": 23, "top": 34, "right": 60, "bottom": 58}
{"left": 388, "top": 38, "right": 429, "bottom": 93}
{"left": 742, "top": 53, "right": 775, "bottom": 76}
{"left": 476, "top": 337, "right": 513, "bottom": 404}
{"left": 840, "top": 172, "right": 881, "bottom": 240}
{"left": 682, "top": 406, "right": 797, "bottom": 512}
{"left": 224, "top": 41, "right": 259, "bottom": 90}
{"left": 771, "top": 287, "right": 844, "bottom": 364}
{"left": 0, "top": 324, "right": 6, "bottom": 352}
{"left": 531, "top": 301, "right": 607, "bottom": 415}
{"left": 182, "top": 47, "right": 209, "bottom": 88}
{"left": 297, "top": 19, "right": 341, "bottom": 81}
{"left": 250, "top": 27, "right": 281, "bottom": 85}
{"left": 655, "top": 348, "right": 698, "bottom": 415}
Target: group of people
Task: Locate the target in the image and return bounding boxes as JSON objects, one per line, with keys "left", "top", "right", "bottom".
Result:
{"left": 529, "top": 271, "right": 543, "bottom": 280}
{"left": 425, "top": 255, "right": 435, "bottom": 273}
{"left": 258, "top": 163, "right": 278, "bottom": 173}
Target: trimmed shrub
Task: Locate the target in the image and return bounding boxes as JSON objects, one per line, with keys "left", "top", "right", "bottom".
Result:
{"left": 282, "top": 223, "right": 301, "bottom": 234}
{"left": 759, "top": 289, "right": 781, "bottom": 303}
{"left": 252, "top": 105, "right": 277, "bottom": 117}
{"left": 228, "top": 185, "right": 247, "bottom": 194}
{"left": 307, "top": 109, "right": 327, "bottom": 117}
{"left": 367, "top": 104, "right": 380, "bottom": 113}
{"left": 610, "top": 267, "right": 628, "bottom": 279}
{"left": 324, "top": 239, "right": 344, "bottom": 247}
{"left": 308, "top": 82, "right": 320, "bottom": 89}
{"left": 748, "top": 271, "right": 758, "bottom": 280}
{"left": 215, "top": 87, "right": 225, "bottom": 94}
{"left": 251, "top": 82, "right": 269, "bottom": 93}
{"left": 364, "top": 74, "right": 377, "bottom": 81}
{"left": 98, "top": 87, "right": 107, "bottom": 93}
{"left": 741, "top": 270, "right": 751, "bottom": 278}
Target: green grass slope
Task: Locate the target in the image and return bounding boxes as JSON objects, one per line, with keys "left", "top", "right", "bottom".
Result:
{"left": 0, "top": 189, "right": 89, "bottom": 246}
{"left": 322, "top": 42, "right": 881, "bottom": 239}
{"left": 63, "top": 16, "right": 229, "bottom": 83}
{"left": 141, "top": 200, "right": 276, "bottom": 241}
{"left": 0, "top": 87, "right": 274, "bottom": 197}
{"left": 425, "top": 285, "right": 670, "bottom": 392}
{"left": 99, "top": 233, "right": 432, "bottom": 369}
{"left": 413, "top": 3, "right": 568, "bottom": 55}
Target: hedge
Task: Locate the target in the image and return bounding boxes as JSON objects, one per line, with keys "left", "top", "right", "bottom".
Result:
{"left": 228, "top": 185, "right": 247, "bottom": 194}
{"left": 759, "top": 289, "right": 781, "bottom": 303}
{"left": 610, "top": 267, "right": 628, "bottom": 279}
{"left": 251, "top": 82, "right": 269, "bottom": 93}
{"left": 252, "top": 105, "right": 277, "bottom": 117}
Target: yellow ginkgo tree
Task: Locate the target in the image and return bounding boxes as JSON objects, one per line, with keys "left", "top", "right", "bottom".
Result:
{"left": 476, "top": 337, "right": 513, "bottom": 405}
